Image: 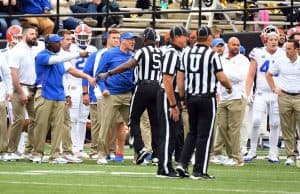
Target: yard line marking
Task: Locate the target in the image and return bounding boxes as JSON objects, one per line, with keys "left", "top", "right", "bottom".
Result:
{"left": 0, "top": 180, "right": 299, "bottom": 194}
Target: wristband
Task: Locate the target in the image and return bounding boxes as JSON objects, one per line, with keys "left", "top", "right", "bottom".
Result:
{"left": 169, "top": 104, "right": 177, "bottom": 108}
{"left": 108, "top": 70, "right": 113, "bottom": 76}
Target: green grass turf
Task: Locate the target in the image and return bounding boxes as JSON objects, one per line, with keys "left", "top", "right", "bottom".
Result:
{"left": 1, "top": 148, "right": 300, "bottom": 194}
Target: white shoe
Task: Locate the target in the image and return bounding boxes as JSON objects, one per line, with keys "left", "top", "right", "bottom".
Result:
{"left": 97, "top": 158, "right": 108, "bottom": 165}
{"left": 285, "top": 158, "right": 295, "bottom": 166}
{"left": 90, "top": 154, "right": 99, "bottom": 160}
{"left": 1, "top": 153, "right": 10, "bottom": 161}
{"left": 49, "top": 156, "right": 68, "bottom": 164}
{"left": 42, "top": 155, "right": 50, "bottom": 163}
{"left": 296, "top": 156, "right": 300, "bottom": 168}
{"left": 31, "top": 156, "right": 42, "bottom": 163}
{"left": 267, "top": 153, "right": 279, "bottom": 163}
{"left": 6, "top": 153, "right": 22, "bottom": 161}
{"left": 75, "top": 151, "right": 90, "bottom": 159}
{"left": 223, "top": 158, "right": 244, "bottom": 167}
{"left": 210, "top": 155, "right": 228, "bottom": 164}
{"left": 240, "top": 147, "right": 248, "bottom": 156}
{"left": 243, "top": 150, "right": 257, "bottom": 162}
{"left": 22, "top": 153, "right": 33, "bottom": 160}
{"left": 63, "top": 154, "right": 83, "bottom": 163}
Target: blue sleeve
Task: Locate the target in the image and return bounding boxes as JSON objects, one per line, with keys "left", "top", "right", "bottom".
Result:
{"left": 82, "top": 52, "right": 96, "bottom": 87}
{"left": 42, "top": 0, "right": 52, "bottom": 10}
{"left": 36, "top": 51, "right": 51, "bottom": 66}
{"left": 95, "top": 52, "right": 110, "bottom": 91}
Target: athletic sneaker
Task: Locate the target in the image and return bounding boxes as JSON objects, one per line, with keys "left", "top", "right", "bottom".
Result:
{"left": 223, "top": 158, "right": 244, "bottom": 167}
{"left": 75, "top": 151, "right": 89, "bottom": 159}
{"left": 152, "top": 157, "right": 159, "bottom": 166}
{"left": 31, "top": 156, "right": 42, "bottom": 163}
{"left": 175, "top": 164, "right": 190, "bottom": 178}
{"left": 210, "top": 154, "right": 228, "bottom": 164}
{"left": 156, "top": 170, "right": 180, "bottom": 179}
{"left": 284, "top": 158, "right": 295, "bottom": 166}
{"left": 42, "top": 155, "right": 50, "bottom": 163}
{"left": 49, "top": 157, "right": 68, "bottom": 164}
{"left": 136, "top": 147, "right": 150, "bottom": 165}
{"left": 63, "top": 154, "right": 83, "bottom": 163}
{"left": 243, "top": 152, "right": 257, "bottom": 162}
{"left": 114, "top": 155, "right": 124, "bottom": 162}
{"left": 267, "top": 153, "right": 280, "bottom": 164}
{"left": 296, "top": 156, "right": 300, "bottom": 168}
{"left": 97, "top": 157, "right": 108, "bottom": 165}
{"left": 1, "top": 153, "right": 10, "bottom": 161}
{"left": 6, "top": 153, "right": 22, "bottom": 161}
{"left": 90, "top": 154, "right": 99, "bottom": 160}
{"left": 190, "top": 172, "right": 215, "bottom": 180}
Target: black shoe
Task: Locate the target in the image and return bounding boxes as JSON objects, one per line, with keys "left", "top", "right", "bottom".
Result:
{"left": 156, "top": 170, "right": 180, "bottom": 178}
{"left": 175, "top": 165, "right": 190, "bottom": 178}
{"left": 190, "top": 172, "right": 215, "bottom": 180}
{"left": 136, "top": 148, "right": 149, "bottom": 165}
{"left": 201, "top": 173, "right": 215, "bottom": 180}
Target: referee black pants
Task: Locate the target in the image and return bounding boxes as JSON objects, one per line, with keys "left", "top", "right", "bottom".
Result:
{"left": 180, "top": 95, "right": 216, "bottom": 174}
{"left": 157, "top": 89, "right": 183, "bottom": 174}
{"left": 128, "top": 81, "right": 160, "bottom": 158}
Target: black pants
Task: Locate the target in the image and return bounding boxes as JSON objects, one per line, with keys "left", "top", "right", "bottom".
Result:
{"left": 180, "top": 95, "right": 216, "bottom": 174}
{"left": 129, "top": 80, "right": 160, "bottom": 158}
{"left": 157, "top": 89, "right": 183, "bottom": 174}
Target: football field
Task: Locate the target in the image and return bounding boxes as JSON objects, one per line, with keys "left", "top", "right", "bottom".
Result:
{"left": 1, "top": 148, "right": 300, "bottom": 194}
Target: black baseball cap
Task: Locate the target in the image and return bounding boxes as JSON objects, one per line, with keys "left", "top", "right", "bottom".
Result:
{"left": 143, "top": 27, "right": 156, "bottom": 41}
{"left": 197, "top": 26, "right": 212, "bottom": 38}
{"left": 170, "top": 25, "right": 188, "bottom": 39}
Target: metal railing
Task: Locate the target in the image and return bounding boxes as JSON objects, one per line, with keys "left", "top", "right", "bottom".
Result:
{"left": 0, "top": 0, "right": 299, "bottom": 33}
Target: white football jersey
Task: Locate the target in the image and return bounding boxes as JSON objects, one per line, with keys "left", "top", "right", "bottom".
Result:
{"left": 248, "top": 47, "right": 284, "bottom": 93}
{"left": 66, "top": 43, "right": 97, "bottom": 87}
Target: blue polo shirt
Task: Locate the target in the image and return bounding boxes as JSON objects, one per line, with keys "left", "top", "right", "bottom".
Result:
{"left": 35, "top": 49, "right": 68, "bottom": 101}
{"left": 96, "top": 47, "right": 135, "bottom": 95}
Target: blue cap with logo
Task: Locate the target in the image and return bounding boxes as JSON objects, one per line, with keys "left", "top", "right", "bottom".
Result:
{"left": 212, "top": 38, "right": 225, "bottom": 47}
{"left": 47, "top": 34, "right": 63, "bottom": 43}
{"left": 120, "top": 32, "right": 137, "bottom": 40}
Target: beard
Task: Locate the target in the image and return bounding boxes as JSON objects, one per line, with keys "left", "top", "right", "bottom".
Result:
{"left": 26, "top": 38, "right": 38, "bottom": 46}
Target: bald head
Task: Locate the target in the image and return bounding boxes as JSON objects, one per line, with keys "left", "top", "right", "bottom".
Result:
{"left": 228, "top": 37, "right": 240, "bottom": 56}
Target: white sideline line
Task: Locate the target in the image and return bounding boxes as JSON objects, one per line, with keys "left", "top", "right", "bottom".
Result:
{"left": 0, "top": 180, "right": 298, "bottom": 194}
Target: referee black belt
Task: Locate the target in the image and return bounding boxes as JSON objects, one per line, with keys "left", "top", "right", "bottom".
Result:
{"left": 188, "top": 93, "right": 215, "bottom": 98}
{"left": 282, "top": 90, "right": 300, "bottom": 96}
{"left": 137, "top": 80, "right": 160, "bottom": 85}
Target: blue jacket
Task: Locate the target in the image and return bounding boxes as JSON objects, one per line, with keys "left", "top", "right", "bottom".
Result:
{"left": 20, "top": 0, "right": 51, "bottom": 14}
{"left": 96, "top": 47, "right": 135, "bottom": 95}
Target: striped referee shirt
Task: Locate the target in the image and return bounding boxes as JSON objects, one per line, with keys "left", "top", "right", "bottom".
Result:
{"left": 162, "top": 44, "right": 185, "bottom": 91}
{"left": 134, "top": 45, "right": 162, "bottom": 82}
{"left": 181, "top": 44, "right": 223, "bottom": 95}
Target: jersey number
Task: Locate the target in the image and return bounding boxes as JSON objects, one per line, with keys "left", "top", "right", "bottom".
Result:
{"left": 259, "top": 60, "right": 269, "bottom": 72}
{"left": 75, "top": 57, "right": 85, "bottom": 70}
{"left": 152, "top": 53, "right": 161, "bottom": 69}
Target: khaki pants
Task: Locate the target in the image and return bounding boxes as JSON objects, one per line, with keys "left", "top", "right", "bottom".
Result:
{"left": 216, "top": 99, "right": 246, "bottom": 163}
{"left": 21, "top": 17, "right": 54, "bottom": 35}
{"left": 182, "top": 108, "right": 190, "bottom": 140}
{"left": 278, "top": 95, "right": 300, "bottom": 160}
{"left": 90, "top": 104, "right": 100, "bottom": 155}
{"left": 62, "top": 104, "right": 73, "bottom": 155}
{"left": 8, "top": 90, "right": 35, "bottom": 154}
{"left": 140, "top": 111, "right": 152, "bottom": 151}
{"left": 32, "top": 95, "right": 65, "bottom": 159}
{"left": 97, "top": 92, "right": 131, "bottom": 158}
{"left": 0, "top": 101, "right": 8, "bottom": 153}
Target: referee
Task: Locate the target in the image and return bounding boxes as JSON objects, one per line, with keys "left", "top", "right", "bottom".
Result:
{"left": 176, "top": 26, "right": 232, "bottom": 179}
{"left": 97, "top": 27, "right": 162, "bottom": 165}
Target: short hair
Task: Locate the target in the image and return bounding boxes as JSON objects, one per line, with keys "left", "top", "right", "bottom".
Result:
{"left": 287, "top": 39, "right": 300, "bottom": 49}
{"left": 57, "top": 29, "right": 72, "bottom": 37}
{"left": 108, "top": 28, "right": 120, "bottom": 36}
{"left": 289, "top": 32, "right": 300, "bottom": 40}
{"left": 22, "top": 24, "right": 38, "bottom": 35}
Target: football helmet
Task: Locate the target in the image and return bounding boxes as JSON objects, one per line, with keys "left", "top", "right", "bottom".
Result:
{"left": 74, "top": 23, "right": 92, "bottom": 49}
{"left": 6, "top": 25, "right": 23, "bottom": 46}
{"left": 260, "top": 25, "right": 279, "bottom": 44}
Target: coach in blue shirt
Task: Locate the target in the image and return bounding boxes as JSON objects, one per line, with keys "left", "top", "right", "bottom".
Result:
{"left": 32, "top": 34, "right": 95, "bottom": 164}
{"left": 94, "top": 32, "right": 136, "bottom": 164}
